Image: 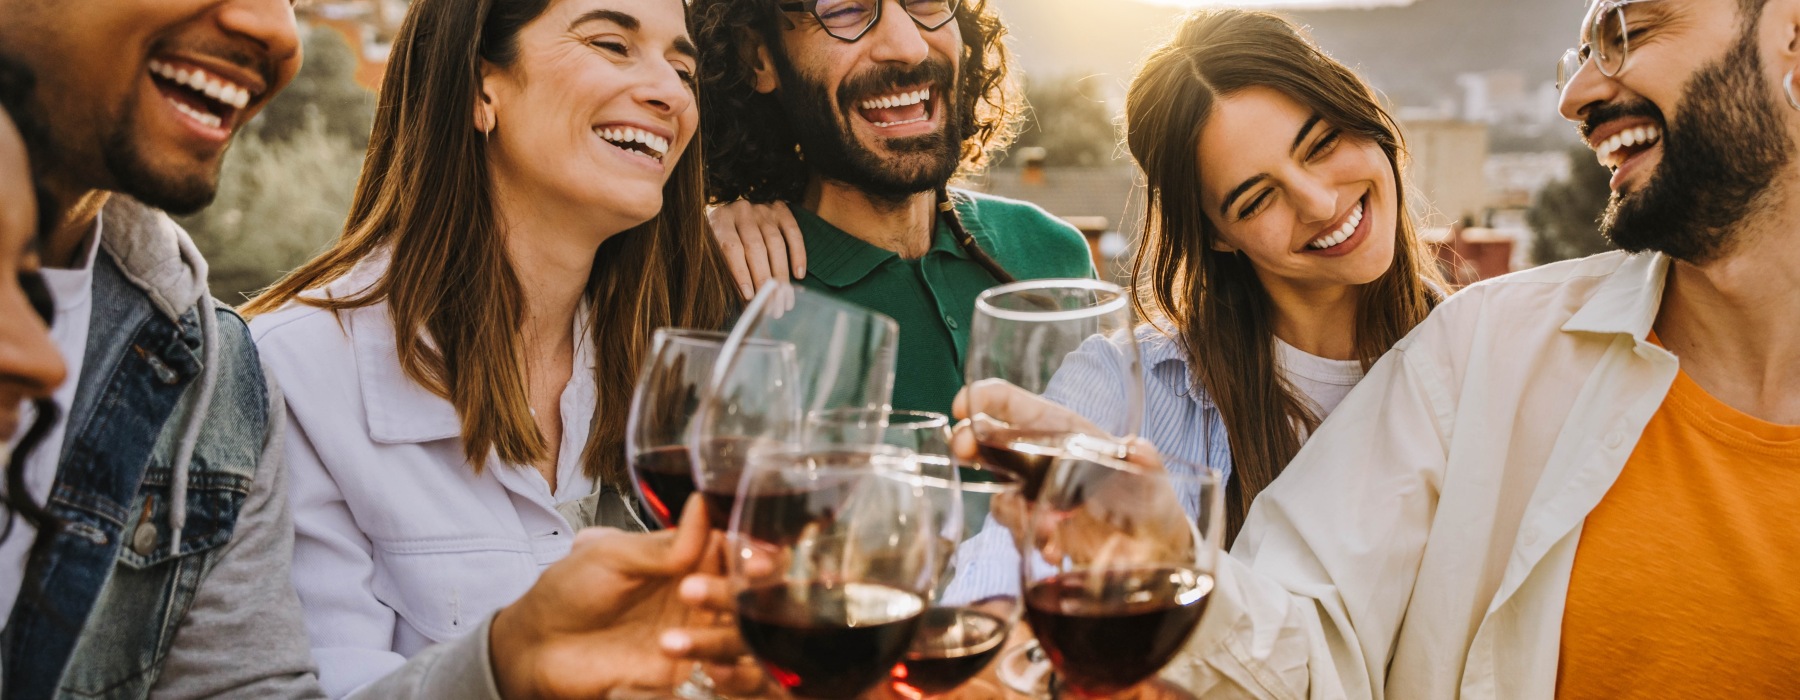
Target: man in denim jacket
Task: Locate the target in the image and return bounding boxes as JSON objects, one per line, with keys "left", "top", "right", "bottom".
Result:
{"left": 0, "top": 1, "right": 760, "bottom": 698}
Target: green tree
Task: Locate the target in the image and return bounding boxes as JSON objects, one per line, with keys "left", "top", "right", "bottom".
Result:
{"left": 1527, "top": 147, "right": 1616, "bottom": 264}
{"left": 1011, "top": 76, "right": 1120, "bottom": 167}
{"left": 180, "top": 116, "right": 363, "bottom": 302}
{"left": 253, "top": 25, "right": 377, "bottom": 148}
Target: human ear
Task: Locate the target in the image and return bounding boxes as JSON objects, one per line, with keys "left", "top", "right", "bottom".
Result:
{"left": 474, "top": 60, "right": 500, "bottom": 135}
{"left": 748, "top": 37, "right": 779, "bottom": 94}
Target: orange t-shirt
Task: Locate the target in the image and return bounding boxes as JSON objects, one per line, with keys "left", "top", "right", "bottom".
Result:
{"left": 1557, "top": 367, "right": 1800, "bottom": 697}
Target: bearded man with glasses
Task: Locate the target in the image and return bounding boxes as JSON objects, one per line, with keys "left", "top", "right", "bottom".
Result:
{"left": 950, "top": 0, "right": 1800, "bottom": 696}
{"left": 689, "top": 0, "right": 1095, "bottom": 418}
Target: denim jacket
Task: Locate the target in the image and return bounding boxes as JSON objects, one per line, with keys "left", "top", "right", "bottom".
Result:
{"left": 1, "top": 196, "right": 322, "bottom": 699}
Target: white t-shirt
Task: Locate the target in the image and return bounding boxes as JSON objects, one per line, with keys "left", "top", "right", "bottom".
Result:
{"left": 1, "top": 215, "right": 102, "bottom": 621}
{"left": 1275, "top": 337, "right": 1365, "bottom": 424}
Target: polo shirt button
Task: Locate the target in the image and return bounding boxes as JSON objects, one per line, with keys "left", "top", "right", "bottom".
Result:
{"left": 944, "top": 315, "right": 959, "bottom": 330}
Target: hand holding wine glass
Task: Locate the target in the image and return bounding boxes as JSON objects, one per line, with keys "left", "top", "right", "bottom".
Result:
{"left": 964, "top": 279, "right": 1141, "bottom": 499}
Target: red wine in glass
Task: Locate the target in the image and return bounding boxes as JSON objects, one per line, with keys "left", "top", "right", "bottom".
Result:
{"left": 630, "top": 445, "right": 696, "bottom": 527}
{"left": 1023, "top": 567, "right": 1214, "bottom": 698}
{"left": 973, "top": 428, "right": 1069, "bottom": 499}
{"left": 890, "top": 606, "right": 1010, "bottom": 697}
{"left": 737, "top": 581, "right": 926, "bottom": 699}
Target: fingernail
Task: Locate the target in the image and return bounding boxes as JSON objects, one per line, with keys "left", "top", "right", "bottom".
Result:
{"left": 740, "top": 284, "right": 754, "bottom": 299}
{"left": 796, "top": 266, "right": 806, "bottom": 278}
{"left": 661, "top": 630, "right": 692, "bottom": 653}
{"left": 680, "top": 576, "right": 708, "bottom": 600}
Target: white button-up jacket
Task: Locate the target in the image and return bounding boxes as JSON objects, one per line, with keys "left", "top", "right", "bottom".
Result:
{"left": 1167, "top": 251, "right": 1684, "bottom": 699}
{"left": 250, "top": 257, "right": 613, "bottom": 698}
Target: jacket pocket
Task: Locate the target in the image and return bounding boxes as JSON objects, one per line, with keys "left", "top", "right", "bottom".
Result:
{"left": 369, "top": 538, "right": 536, "bottom": 643}
{"left": 114, "top": 460, "right": 252, "bottom": 570}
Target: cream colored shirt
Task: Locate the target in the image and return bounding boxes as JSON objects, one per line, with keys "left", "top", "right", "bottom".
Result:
{"left": 1166, "top": 251, "right": 1685, "bottom": 699}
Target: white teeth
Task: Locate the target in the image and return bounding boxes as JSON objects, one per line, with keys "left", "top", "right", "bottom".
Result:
{"left": 171, "top": 100, "right": 222, "bottom": 129}
{"left": 1307, "top": 200, "right": 1364, "bottom": 250}
{"left": 596, "top": 125, "right": 670, "bottom": 161}
{"left": 147, "top": 58, "right": 254, "bottom": 112}
{"left": 859, "top": 87, "right": 931, "bottom": 111}
{"left": 1594, "top": 124, "right": 1662, "bottom": 169}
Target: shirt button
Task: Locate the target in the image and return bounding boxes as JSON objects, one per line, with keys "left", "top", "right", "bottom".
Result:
{"left": 1522, "top": 528, "right": 1538, "bottom": 546}
{"left": 1604, "top": 432, "right": 1624, "bottom": 449}
{"left": 944, "top": 315, "right": 959, "bottom": 330}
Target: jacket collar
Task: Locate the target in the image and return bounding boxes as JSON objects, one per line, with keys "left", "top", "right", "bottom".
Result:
{"left": 98, "top": 195, "right": 209, "bottom": 324}
{"left": 334, "top": 253, "right": 599, "bottom": 445}
{"left": 1561, "top": 252, "right": 1671, "bottom": 343}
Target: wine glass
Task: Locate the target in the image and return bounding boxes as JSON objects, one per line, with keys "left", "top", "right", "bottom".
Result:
{"left": 625, "top": 329, "right": 796, "bottom": 700}
{"left": 728, "top": 450, "right": 939, "bottom": 700}
{"left": 890, "top": 457, "right": 1023, "bottom": 699}
{"left": 694, "top": 283, "right": 901, "bottom": 520}
{"left": 805, "top": 408, "right": 953, "bottom": 458}
{"left": 965, "top": 279, "right": 1141, "bottom": 500}
{"left": 1015, "top": 438, "right": 1224, "bottom": 699}
{"left": 625, "top": 329, "right": 728, "bottom": 529}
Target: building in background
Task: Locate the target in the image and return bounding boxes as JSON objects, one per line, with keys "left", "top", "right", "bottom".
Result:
{"left": 300, "top": 0, "right": 407, "bottom": 89}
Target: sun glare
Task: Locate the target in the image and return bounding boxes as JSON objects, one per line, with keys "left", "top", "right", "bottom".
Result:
{"left": 1128, "top": 0, "right": 1416, "bottom": 8}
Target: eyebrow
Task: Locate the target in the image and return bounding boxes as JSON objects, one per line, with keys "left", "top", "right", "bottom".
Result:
{"left": 1218, "top": 114, "right": 1325, "bottom": 218}
{"left": 572, "top": 9, "right": 697, "bottom": 59}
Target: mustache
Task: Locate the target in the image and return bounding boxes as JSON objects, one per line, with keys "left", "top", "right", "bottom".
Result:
{"left": 836, "top": 58, "right": 955, "bottom": 112}
{"left": 151, "top": 37, "right": 280, "bottom": 90}
{"left": 1580, "top": 99, "right": 1664, "bottom": 142}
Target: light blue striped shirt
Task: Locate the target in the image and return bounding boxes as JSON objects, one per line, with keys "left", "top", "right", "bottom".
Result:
{"left": 942, "top": 327, "right": 1235, "bottom": 604}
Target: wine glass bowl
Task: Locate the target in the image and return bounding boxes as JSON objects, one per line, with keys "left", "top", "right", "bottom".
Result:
{"left": 965, "top": 279, "right": 1141, "bottom": 500}
{"left": 1018, "top": 441, "right": 1223, "bottom": 699}
{"left": 728, "top": 455, "right": 939, "bottom": 700}
{"left": 806, "top": 408, "right": 953, "bottom": 458}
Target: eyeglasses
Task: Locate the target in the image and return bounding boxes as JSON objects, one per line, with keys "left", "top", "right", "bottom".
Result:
{"left": 1557, "top": 0, "right": 1658, "bottom": 90}
{"left": 777, "top": 0, "right": 961, "bottom": 43}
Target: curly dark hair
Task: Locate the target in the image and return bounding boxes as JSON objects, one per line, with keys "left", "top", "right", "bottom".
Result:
{"left": 691, "top": 0, "right": 1023, "bottom": 205}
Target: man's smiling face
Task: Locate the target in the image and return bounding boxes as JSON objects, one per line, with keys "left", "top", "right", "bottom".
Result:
{"left": 756, "top": 1, "right": 967, "bottom": 200}
{"left": 0, "top": 0, "right": 302, "bottom": 214}
{"left": 1557, "top": 0, "right": 1794, "bottom": 263}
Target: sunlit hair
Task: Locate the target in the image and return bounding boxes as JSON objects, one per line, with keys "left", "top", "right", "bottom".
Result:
{"left": 1125, "top": 9, "right": 1443, "bottom": 541}
{"left": 690, "top": 0, "right": 1022, "bottom": 204}
{"left": 244, "top": 0, "right": 735, "bottom": 483}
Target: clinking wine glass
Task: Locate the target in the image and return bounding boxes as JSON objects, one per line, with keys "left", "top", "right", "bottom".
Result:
{"left": 889, "top": 457, "right": 1023, "bottom": 699}
{"left": 965, "top": 279, "right": 1142, "bottom": 500}
{"left": 694, "top": 283, "right": 902, "bottom": 522}
{"left": 728, "top": 450, "right": 939, "bottom": 700}
{"left": 1014, "top": 438, "right": 1224, "bottom": 699}
{"left": 805, "top": 408, "right": 953, "bottom": 459}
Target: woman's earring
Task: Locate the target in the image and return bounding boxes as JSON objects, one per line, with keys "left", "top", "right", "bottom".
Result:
{"left": 1784, "top": 68, "right": 1800, "bottom": 111}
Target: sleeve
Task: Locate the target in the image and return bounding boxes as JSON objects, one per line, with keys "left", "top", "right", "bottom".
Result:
{"left": 1161, "top": 345, "right": 1453, "bottom": 700}
{"left": 149, "top": 371, "right": 327, "bottom": 699}
{"left": 282, "top": 398, "right": 408, "bottom": 698}
{"left": 1041, "top": 331, "right": 1136, "bottom": 438}
{"left": 345, "top": 617, "right": 502, "bottom": 700}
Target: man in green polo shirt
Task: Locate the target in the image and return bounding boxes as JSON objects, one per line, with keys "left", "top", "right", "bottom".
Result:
{"left": 691, "top": 0, "right": 1095, "bottom": 416}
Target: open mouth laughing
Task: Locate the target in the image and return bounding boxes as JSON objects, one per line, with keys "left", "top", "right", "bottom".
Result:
{"left": 857, "top": 86, "right": 933, "bottom": 128}
{"left": 1583, "top": 117, "right": 1664, "bottom": 192}
{"left": 1302, "top": 192, "right": 1370, "bottom": 256}
{"left": 147, "top": 57, "right": 261, "bottom": 135}
{"left": 594, "top": 124, "right": 672, "bottom": 169}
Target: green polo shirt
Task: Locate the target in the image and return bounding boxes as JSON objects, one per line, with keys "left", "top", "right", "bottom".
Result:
{"left": 793, "top": 189, "right": 1096, "bottom": 416}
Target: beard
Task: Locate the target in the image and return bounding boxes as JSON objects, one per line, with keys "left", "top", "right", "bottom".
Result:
{"left": 1597, "top": 25, "right": 1793, "bottom": 264}
{"left": 771, "top": 50, "right": 965, "bottom": 202}
{"left": 99, "top": 102, "right": 222, "bottom": 216}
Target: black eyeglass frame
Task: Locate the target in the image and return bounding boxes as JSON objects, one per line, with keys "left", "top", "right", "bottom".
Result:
{"left": 776, "top": 0, "right": 963, "bottom": 43}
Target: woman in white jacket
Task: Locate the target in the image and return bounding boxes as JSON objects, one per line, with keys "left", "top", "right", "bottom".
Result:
{"left": 242, "top": 0, "right": 734, "bottom": 694}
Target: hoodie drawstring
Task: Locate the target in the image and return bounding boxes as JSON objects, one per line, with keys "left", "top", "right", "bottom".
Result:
{"left": 167, "top": 295, "right": 220, "bottom": 557}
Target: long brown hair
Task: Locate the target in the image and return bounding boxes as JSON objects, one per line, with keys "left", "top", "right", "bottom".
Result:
{"left": 243, "top": 0, "right": 734, "bottom": 484}
{"left": 1125, "top": 10, "right": 1442, "bottom": 541}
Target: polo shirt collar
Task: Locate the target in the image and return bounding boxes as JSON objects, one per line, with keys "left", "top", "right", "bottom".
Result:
{"left": 790, "top": 204, "right": 964, "bottom": 288}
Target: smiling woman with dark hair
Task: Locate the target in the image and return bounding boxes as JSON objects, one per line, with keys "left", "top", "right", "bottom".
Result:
{"left": 241, "top": 0, "right": 737, "bottom": 693}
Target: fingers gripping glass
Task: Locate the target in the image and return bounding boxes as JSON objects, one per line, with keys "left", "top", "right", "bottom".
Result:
{"left": 1556, "top": 0, "right": 1656, "bottom": 90}
{"left": 778, "top": 0, "right": 961, "bottom": 42}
